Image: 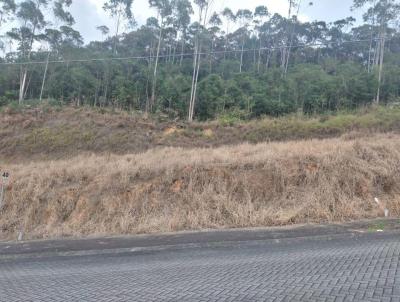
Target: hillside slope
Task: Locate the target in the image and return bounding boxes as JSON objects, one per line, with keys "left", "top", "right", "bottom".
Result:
{"left": 1, "top": 105, "right": 400, "bottom": 162}
{"left": 1, "top": 134, "right": 399, "bottom": 239}
{"left": 1, "top": 106, "right": 400, "bottom": 240}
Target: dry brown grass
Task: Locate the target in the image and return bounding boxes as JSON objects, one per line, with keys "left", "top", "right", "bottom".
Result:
{"left": 1, "top": 133, "right": 400, "bottom": 240}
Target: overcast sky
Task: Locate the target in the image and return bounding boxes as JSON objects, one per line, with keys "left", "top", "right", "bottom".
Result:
{"left": 68, "top": 0, "right": 362, "bottom": 44}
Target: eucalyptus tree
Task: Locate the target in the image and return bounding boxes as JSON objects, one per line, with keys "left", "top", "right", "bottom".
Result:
{"left": 148, "top": 0, "right": 172, "bottom": 112}
{"left": 253, "top": 5, "right": 269, "bottom": 72}
{"left": 235, "top": 9, "right": 252, "bottom": 73}
{"left": 0, "top": 0, "right": 16, "bottom": 54}
{"left": 0, "top": 0, "right": 15, "bottom": 26}
{"left": 282, "top": 0, "right": 312, "bottom": 76}
{"left": 352, "top": 0, "right": 378, "bottom": 73}
{"left": 207, "top": 12, "right": 221, "bottom": 73}
{"left": 7, "top": 0, "right": 49, "bottom": 103}
{"left": 280, "top": 0, "right": 296, "bottom": 72}
{"left": 306, "top": 20, "right": 327, "bottom": 63}
{"left": 221, "top": 8, "right": 235, "bottom": 62}
{"left": 353, "top": 0, "right": 400, "bottom": 103}
{"left": 40, "top": 0, "right": 80, "bottom": 101}
{"left": 172, "top": 0, "right": 193, "bottom": 66}
{"left": 328, "top": 17, "right": 355, "bottom": 46}
{"left": 96, "top": 25, "right": 110, "bottom": 41}
{"left": 279, "top": 0, "right": 308, "bottom": 74}
{"left": 258, "top": 19, "right": 274, "bottom": 71}
{"left": 188, "top": 0, "right": 214, "bottom": 122}
{"left": 102, "top": 0, "right": 134, "bottom": 107}
{"left": 103, "top": 0, "right": 135, "bottom": 55}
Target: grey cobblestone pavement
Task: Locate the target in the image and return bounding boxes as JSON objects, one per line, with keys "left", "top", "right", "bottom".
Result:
{"left": 0, "top": 233, "right": 400, "bottom": 301}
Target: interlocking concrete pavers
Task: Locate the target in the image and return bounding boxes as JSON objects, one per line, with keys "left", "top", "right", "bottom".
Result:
{"left": 0, "top": 234, "right": 400, "bottom": 301}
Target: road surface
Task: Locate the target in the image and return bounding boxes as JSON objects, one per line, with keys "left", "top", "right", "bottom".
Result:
{"left": 0, "top": 224, "right": 400, "bottom": 301}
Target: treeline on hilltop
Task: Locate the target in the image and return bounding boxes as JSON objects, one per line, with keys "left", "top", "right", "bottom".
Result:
{"left": 0, "top": 0, "right": 400, "bottom": 121}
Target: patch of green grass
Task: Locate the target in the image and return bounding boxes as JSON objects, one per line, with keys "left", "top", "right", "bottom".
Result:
{"left": 243, "top": 106, "right": 400, "bottom": 142}
{"left": 218, "top": 110, "right": 248, "bottom": 126}
{"left": 21, "top": 126, "right": 96, "bottom": 152}
{"left": 3, "top": 104, "right": 400, "bottom": 159}
{"left": 322, "top": 114, "right": 356, "bottom": 130}
{"left": 368, "top": 221, "right": 386, "bottom": 232}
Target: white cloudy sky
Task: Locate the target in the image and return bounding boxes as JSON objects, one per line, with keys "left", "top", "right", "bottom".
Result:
{"left": 68, "top": 0, "right": 362, "bottom": 43}
{"left": 1, "top": 0, "right": 362, "bottom": 45}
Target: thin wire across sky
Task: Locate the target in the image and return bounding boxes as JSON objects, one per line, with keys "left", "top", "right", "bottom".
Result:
{"left": 0, "top": 38, "right": 384, "bottom": 66}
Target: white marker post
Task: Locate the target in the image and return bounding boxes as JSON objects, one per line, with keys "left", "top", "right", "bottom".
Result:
{"left": 0, "top": 172, "right": 10, "bottom": 209}
{"left": 374, "top": 197, "right": 389, "bottom": 218}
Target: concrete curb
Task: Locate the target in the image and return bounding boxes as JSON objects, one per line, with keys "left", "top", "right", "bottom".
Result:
{"left": 1, "top": 228, "right": 398, "bottom": 261}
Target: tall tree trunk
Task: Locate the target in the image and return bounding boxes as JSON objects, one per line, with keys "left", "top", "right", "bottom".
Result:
{"left": 113, "top": 12, "right": 121, "bottom": 55}
{"left": 19, "top": 67, "right": 27, "bottom": 104}
{"left": 103, "top": 66, "right": 109, "bottom": 107}
{"left": 373, "top": 32, "right": 381, "bottom": 68}
{"left": 266, "top": 50, "right": 272, "bottom": 71}
{"left": 239, "top": 35, "right": 245, "bottom": 73}
{"left": 223, "top": 23, "right": 229, "bottom": 62}
{"left": 40, "top": 51, "right": 50, "bottom": 102}
{"left": 367, "top": 27, "right": 374, "bottom": 73}
{"left": 376, "top": 31, "right": 385, "bottom": 104}
{"left": 23, "top": 71, "right": 32, "bottom": 100}
{"left": 281, "top": 0, "right": 295, "bottom": 74}
{"left": 281, "top": 46, "right": 287, "bottom": 72}
{"left": 284, "top": 0, "right": 302, "bottom": 76}
{"left": 180, "top": 31, "right": 186, "bottom": 66}
{"left": 222, "top": 23, "right": 230, "bottom": 77}
{"left": 257, "top": 38, "right": 262, "bottom": 73}
{"left": 188, "top": 39, "right": 200, "bottom": 122}
{"left": 145, "top": 43, "right": 154, "bottom": 113}
{"left": 150, "top": 21, "right": 163, "bottom": 112}
{"left": 94, "top": 71, "right": 100, "bottom": 107}
{"left": 368, "top": 0, "right": 377, "bottom": 73}
{"left": 252, "top": 43, "right": 256, "bottom": 70}
{"left": 191, "top": 45, "right": 202, "bottom": 120}
{"left": 172, "top": 43, "right": 177, "bottom": 65}
{"left": 188, "top": 0, "right": 212, "bottom": 122}
{"left": 209, "top": 39, "right": 214, "bottom": 73}
{"left": 19, "top": 21, "right": 37, "bottom": 104}
{"left": 188, "top": 5, "right": 206, "bottom": 122}
{"left": 167, "top": 44, "right": 171, "bottom": 63}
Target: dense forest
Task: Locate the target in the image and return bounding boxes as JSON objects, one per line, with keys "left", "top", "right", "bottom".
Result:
{"left": 0, "top": 0, "right": 400, "bottom": 121}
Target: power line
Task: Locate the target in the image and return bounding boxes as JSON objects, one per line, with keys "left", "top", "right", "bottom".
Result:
{"left": 0, "top": 38, "right": 384, "bottom": 66}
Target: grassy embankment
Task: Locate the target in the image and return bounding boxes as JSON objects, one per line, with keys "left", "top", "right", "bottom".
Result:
{"left": 0, "top": 104, "right": 399, "bottom": 239}
{"left": 1, "top": 104, "right": 400, "bottom": 161}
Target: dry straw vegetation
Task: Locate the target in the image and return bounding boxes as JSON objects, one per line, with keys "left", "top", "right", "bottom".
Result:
{"left": 1, "top": 132, "right": 400, "bottom": 240}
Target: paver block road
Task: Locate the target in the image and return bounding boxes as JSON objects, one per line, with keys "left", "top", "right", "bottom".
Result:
{"left": 0, "top": 232, "right": 400, "bottom": 301}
